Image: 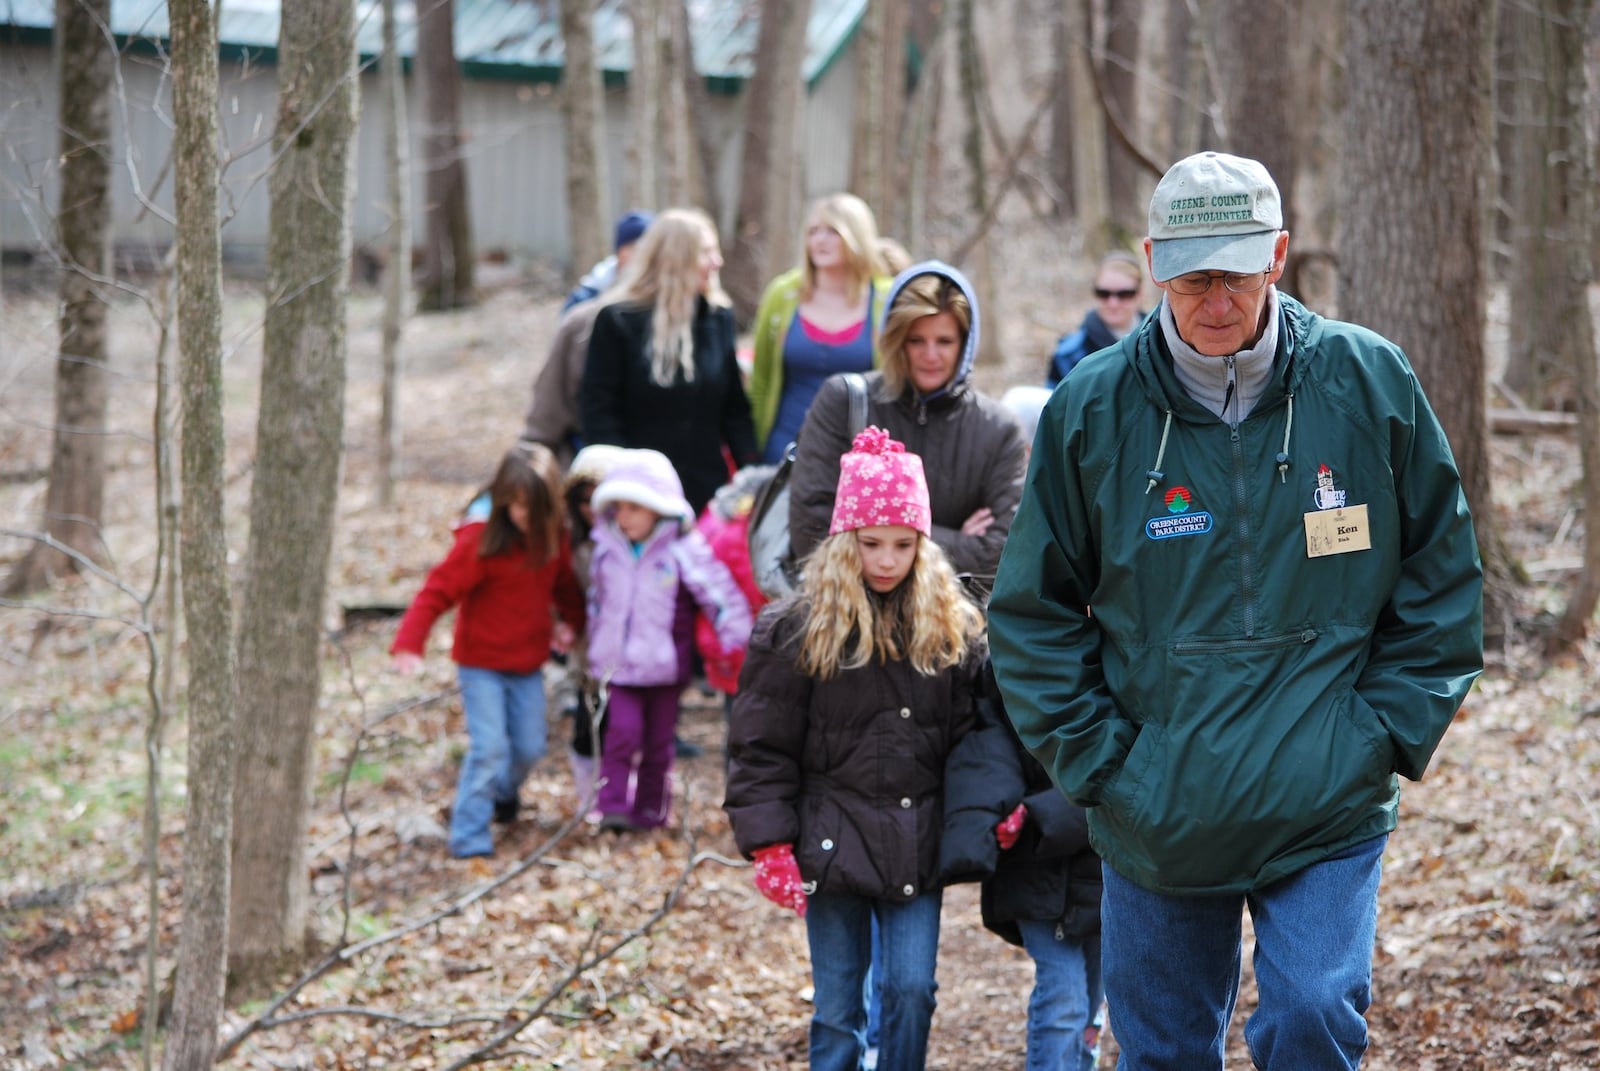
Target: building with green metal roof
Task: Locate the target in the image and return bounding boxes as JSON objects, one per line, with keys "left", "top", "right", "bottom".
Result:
{"left": 0, "top": 0, "right": 869, "bottom": 264}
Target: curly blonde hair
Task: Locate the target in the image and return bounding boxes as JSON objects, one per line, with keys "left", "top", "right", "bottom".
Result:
{"left": 609, "top": 207, "right": 729, "bottom": 387}
{"left": 796, "top": 530, "right": 983, "bottom": 680}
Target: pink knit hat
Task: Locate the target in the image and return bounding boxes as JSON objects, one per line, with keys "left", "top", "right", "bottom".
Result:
{"left": 829, "top": 426, "right": 932, "bottom": 537}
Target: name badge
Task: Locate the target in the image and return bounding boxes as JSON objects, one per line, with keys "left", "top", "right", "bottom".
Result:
{"left": 1304, "top": 503, "right": 1372, "bottom": 558}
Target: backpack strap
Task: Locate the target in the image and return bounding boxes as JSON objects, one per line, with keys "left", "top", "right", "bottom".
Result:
{"left": 842, "top": 372, "right": 868, "bottom": 438}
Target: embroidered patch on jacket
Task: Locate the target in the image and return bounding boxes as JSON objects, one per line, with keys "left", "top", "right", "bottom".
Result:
{"left": 1146, "top": 485, "right": 1214, "bottom": 540}
{"left": 1312, "top": 464, "right": 1348, "bottom": 510}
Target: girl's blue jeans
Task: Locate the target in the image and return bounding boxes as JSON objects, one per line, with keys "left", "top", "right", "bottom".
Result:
{"left": 450, "top": 666, "right": 546, "bottom": 857}
{"left": 1101, "top": 833, "right": 1386, "bottom": 1070}
{"left": 805, "top": 889, "right": 942, "bottom": 1071}
{"left": 1017, "top": 919, "right": 1103, "bottom": 1071}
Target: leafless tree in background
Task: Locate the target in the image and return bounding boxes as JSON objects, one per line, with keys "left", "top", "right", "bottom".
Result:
{"left": 665, "top": 1, "right": 716, "bottom": 213}
{"left": 723, "top": 0, "right": 813, "bottom": 322}
{"left": 1209, "top": 0, "right": 1299, "bottom": 294}
{"left": 1512, "top": 0, "right": 1600, "bottom": 653}
{"left": 230, "top": 0, "right": 358, "bottom": 994}
{"left": 626, "top": 0, "right": 662, "bottom": 209}
{"left": 1340, "top": 0, "right": 1509, "bottom": 635}
{"left": 6, "top": 0, "right": 113, "bottom": 596}
{"left": 1100, "top": 0, "right": 1143, "bottom": 242}
{"left": 376, "top": 0, "right": 410, "bottom": 507}
{"left": 417, "top": 0, "right": 474, "bottom": 310}
{"left": 561, "top": 0, "right": 610, "bottom": 279}
{"left": 163, "top": 0, "right": 236, "bottom": 1063}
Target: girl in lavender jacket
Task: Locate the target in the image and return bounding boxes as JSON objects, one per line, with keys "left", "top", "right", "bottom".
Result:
{"left": 586, "top": 449, "right": 753, "bottom": 831}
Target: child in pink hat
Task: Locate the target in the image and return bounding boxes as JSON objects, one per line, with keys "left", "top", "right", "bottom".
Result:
{"left": 724, "top": 426, "right": 985, "bottom": 1071}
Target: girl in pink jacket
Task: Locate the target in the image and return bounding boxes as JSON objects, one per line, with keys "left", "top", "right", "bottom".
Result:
{"left": 586, "top": 449, "right": 753, "bottom": 831}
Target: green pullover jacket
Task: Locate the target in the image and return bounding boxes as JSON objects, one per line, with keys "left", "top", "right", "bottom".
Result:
{"left": 988, "top": 293, "right": 1483, "bottom": 894}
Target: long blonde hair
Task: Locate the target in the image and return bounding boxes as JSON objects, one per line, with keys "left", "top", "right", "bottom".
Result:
{"left": 609, "top": 207, "right": 729, "bottom": 387}
{"left": 796, "top": 530, "right": 983, "bottom": 680}
{"left": 799, "top": 192, "right": 885, "bottom": 305}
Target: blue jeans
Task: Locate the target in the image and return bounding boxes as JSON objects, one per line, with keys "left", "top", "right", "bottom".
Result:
{"left": 806, "top": 889, "right": 943, "bottom": 1071}
{"left": 1102, "top": 834, "right": 1387, "bottom": 1071}
{"left": 1018, "top": 919, "right": 1103, "bottom": 1071}
{"left": 450, "top": 666, "right": 546, "bottom": 857}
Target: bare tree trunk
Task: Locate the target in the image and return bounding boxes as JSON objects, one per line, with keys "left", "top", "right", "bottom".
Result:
{"left": 671, "top": 1, "right": 720, "bottom": 216}
{"left": 722, "top": 0, "right": 813, "bottom": 323}
{"left": 562, "top": 0, "right": 610, "bottom": 278}
{"left": 1066, "top": 0, "right": 1110, "bottom": 254}
{"left": 377, "top": 0, "right": 410, "bottom": 508}
{"left": 6, "top": 0, "right": 113, "bottom": 596}
{"left": 956, "top": 0, "right": 1000, "bottom": 363}
{"left": 627, "top": 0, "right": 662, "bottom": 209}
{"left": 1340, "top": 0, "right": 1510, "bottom": 636}
{"left": 1210, "top": 0, "right": 1298, "bottom": 293}
{"left": 850, "top": 0, "right": 888, "bottom": 213}
{"left": 896, "top": 6, "right": 951, "bottom": 250}
{"left": 163, "top": 0, "right": 236, "bottom": 1065}
{"left": 876, "top": 0, "right": 909, "bottom": 231}
{"left": 1101, "top": 0, "right": 1144, "bottom": 243}
{"left": 230, "top": 0, "right": 357, "bottom": 994}
{"left": 1048, "top": 6, "right": 1077, "bottom": 217}
{"left": 1535, "top": 0, "right": 1600, "bottom": 653}
{"left": 1502, "top": 0, "right": 1585, "bottom": 410}
{"left": 417, "top": 0, "right": 474, "bottom": 310}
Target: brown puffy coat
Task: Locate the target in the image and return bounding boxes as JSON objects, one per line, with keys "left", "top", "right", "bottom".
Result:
{"left": 724, "top": 600, "right": 983, "bottom": 903}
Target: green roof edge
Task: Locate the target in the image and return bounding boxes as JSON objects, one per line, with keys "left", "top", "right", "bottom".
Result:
{"left": 804, "top": 1, "right": 865, "bottom": 90}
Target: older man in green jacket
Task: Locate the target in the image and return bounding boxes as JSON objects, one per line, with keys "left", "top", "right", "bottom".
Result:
{"left": 988, "top": 151, "right": 1483, "bottom": 1071}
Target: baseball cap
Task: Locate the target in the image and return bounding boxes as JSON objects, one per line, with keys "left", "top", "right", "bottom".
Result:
{"left": 613, "top": 210, "right": 654, "bottom": 251}
{"left": 1147, "top": 152, "right": 1281, "bottom": 282}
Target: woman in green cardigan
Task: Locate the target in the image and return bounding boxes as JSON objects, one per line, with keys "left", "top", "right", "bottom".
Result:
{"left": 748, "top": 193, "right": 895, "bottom": 463}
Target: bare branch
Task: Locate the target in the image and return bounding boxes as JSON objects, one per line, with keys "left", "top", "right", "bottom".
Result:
{"left": 950, "top": 92, "right": 1055, "bottom": 266}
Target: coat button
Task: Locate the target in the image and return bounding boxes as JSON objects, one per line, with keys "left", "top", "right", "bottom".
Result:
{"left": 821, "top": 838, "right": 834, "bottom": 851}
{"left": 900, "top": 707, "right": 911, "bottom": 719}
{"left": 902, "top": 884, "right": 915, "bottom": 896}
{"left": 900, "top": 797, "right": 912, "bottom": 809}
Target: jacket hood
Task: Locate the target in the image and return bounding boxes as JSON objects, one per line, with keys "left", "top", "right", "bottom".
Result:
{"left": 882, "top": 260, "right": 981, "bottom": 401}
{"left": 591, "top": 448, "right": 693, "bottom": 530}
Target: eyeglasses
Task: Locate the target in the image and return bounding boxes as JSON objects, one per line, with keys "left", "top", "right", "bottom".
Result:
{"left": 1094, "top": 287, "right": 1139, "bottom": 301}
{"left": 1165, "top": 269, "right": 1270, "bottom": 296}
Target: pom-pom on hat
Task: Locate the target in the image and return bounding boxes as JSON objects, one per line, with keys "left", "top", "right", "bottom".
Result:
{"left": 591, "top": 449, "right": 694, "bottom": 531}
{"left": 829, "top": 426, "right": 932, "bottom": 537}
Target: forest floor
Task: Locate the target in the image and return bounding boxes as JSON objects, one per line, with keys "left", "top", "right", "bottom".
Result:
{"left": 2, "top": 220, "right": 1599, "bottom": 1070}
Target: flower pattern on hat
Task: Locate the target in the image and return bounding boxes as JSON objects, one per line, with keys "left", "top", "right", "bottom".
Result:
{"left": 829, "top": 426, "right": 933, "bottom": 537}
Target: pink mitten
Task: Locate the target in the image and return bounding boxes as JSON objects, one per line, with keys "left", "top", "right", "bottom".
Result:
{"left": 751, "top": 843, "right": 808, "bottom": 917}
{"left": 996, "top": 803, "right": 1028, "bottom": 851}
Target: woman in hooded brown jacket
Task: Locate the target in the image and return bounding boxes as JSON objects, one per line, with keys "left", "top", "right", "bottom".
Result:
{"left": 787, "top": 261, "right": 1028, "bottom": 594}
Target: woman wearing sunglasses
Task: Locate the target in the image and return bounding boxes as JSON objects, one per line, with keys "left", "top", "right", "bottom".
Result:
{"left": 1046, "top": 249, "right": 1148, "bottom": 387}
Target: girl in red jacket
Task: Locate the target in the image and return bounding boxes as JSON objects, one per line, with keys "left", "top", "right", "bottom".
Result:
{"left": 724, "top": 427, "right": 984, "bottom": 1071}
{"left": 391, "top": 441, "right": 586, "bottom": 858}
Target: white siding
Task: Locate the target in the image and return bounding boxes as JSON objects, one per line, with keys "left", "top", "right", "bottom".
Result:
{"left": 1, "top": 38, "right": 852, "bottom": 266}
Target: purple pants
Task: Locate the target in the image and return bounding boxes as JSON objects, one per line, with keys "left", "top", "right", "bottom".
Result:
{"left": 596, "top": 683, "right": 680, "bottom": 826}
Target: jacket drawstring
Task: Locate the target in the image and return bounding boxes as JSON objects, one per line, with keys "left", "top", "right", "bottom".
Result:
{"left": 1144, "top": 410, "right": 1174, "bottom": 494}
{"left": 1276, "top": 393, "right": 1294, "bottom": 483}
{"left": 1141, "top": 393, "right": 1291, "bottom": 493}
